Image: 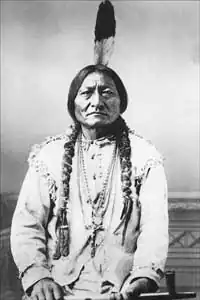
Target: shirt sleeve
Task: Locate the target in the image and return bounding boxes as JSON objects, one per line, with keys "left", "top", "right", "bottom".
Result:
{"left": 130, "top": 163, "right": 169, "bottom": 286}
{"left": 10, "top": 165, "right": 53, "bottom": 292}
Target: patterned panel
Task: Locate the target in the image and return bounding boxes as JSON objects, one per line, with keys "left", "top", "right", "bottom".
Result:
{"left": 165, "top": 205, "right": 200, "bottom": 298}
{"left": 169, "top": 230, "right": 200, "bottom": 248}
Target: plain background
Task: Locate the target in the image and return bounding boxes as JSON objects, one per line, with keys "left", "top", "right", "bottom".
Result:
{"left": 1, "top": 0, "right": 199, "bottom": 197}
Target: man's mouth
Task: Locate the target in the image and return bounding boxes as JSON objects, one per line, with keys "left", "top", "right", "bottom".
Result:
{"left": 86, "top": 112, "right": 107, "bottom": 116}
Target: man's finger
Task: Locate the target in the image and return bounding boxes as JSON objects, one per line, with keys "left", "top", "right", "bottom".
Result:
{"left": 52, "top": 285, "right": 63, "bottom": 300}
{"left": 36, "top": 291, "right": 46, "bottom": 300}
{"left": 101, "top": 285, "right": 112, "bottom": 294}
{"left": 31, "top": 295, "right": 39, "bottom": 300}
{"left": 109, "top": 292, "right": 122, "bottom": 300}
{"left": 44, "top": 288, "right": 54, "bottom": 300}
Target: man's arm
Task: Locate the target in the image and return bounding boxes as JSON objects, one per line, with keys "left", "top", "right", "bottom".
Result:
{"left": 131, "top": 164, "right": 168, "bottom": 284}
{"left": 10, "top": 166, "right": 55, "bottom": 292}
{"left": 121, "top": 164, "right": 168, "bottom": 299}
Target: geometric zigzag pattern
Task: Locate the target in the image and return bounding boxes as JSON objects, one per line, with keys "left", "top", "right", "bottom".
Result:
{"left": 169, "top": 230, "right": 200, "bottom": 248}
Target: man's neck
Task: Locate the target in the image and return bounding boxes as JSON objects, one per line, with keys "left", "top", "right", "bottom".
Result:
{"left": 81, "top": 126, "right": 112, "bottom": 141}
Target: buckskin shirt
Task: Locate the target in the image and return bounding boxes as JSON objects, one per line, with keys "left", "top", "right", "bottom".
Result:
{"left": 11, "top": 129, "right": 168, "bottom": 297}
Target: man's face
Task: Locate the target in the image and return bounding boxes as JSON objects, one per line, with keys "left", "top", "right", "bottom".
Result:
{"left": 74, "top": 72, "right": 121, "bottom": 129}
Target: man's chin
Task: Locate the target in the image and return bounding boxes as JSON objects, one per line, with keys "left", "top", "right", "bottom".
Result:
{"left": 84, "top": 120, "right": 110, "bottom": 129}
{"left": 84, "top": 116, "right": 108, "bottom": 127}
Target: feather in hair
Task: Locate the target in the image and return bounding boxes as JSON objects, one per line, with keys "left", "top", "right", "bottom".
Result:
{"left": 94, "top": 0, "right": 116, "bottom": 65}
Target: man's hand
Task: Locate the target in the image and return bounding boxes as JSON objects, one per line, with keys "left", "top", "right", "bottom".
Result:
{"left": 30, "top": 278, "right": 63, "bottom": 300}
{"left": 120, "top": 277, "right": 158, "bottom": 300}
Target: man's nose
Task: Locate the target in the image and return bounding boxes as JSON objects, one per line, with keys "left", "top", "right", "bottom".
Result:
{"left": 91, "top": 91, "right": 103, "bottom": 107}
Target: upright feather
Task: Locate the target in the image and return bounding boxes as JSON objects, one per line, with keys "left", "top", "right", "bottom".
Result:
{"left": 94, "top": 0, "right": 116, "bottom": 65}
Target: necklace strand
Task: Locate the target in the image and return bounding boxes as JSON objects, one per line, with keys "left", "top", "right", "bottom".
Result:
{"left": 79, "top": 135, "right": 116, "bottom": 207}
{"left": 53, "top": 118, "right": 136, "bottom": 259}
{"left": 79, "top": 135, "right": 117, "bottom": 257}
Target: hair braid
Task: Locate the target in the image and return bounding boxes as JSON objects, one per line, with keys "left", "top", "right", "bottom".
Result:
{"left": 116, "top": 117, "right": 136, "bottom": 244}
{"left": 53, "top": 122, "right": 80, "bottom": 259}
{"left": 53, "top": 117, "right": 136, "bottom": 257}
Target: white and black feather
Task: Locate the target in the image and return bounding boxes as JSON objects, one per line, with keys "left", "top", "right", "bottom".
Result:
{"left": 94, "top": 0, "right": 116, "bottom": 65}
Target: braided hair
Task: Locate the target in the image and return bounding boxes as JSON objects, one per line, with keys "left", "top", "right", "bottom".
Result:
{"left": 53, "top": 116, "right": 137, "bottom": 258}
{"left": 54, "top": 64, "right": 135, "bottom": 258}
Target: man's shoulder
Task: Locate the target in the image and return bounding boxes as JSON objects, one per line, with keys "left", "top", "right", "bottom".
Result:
{"left": 27, "top": 126, "right": 75, "bottom": 167}
{"left": 128, "top": 130, "right": 164, "bottom": 172}
{"left": 129, "top": 130, "right": 158, "bottom": 152}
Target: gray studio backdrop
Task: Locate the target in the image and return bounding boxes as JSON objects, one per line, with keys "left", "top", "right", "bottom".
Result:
{"left": 0, "top": 1, "right": 199, "bottom": 299}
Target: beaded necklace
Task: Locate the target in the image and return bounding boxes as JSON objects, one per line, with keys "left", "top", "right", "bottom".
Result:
{"left": 78, "top": 134, "right": 117, "bottom": 257}
{"left": 53, "top": 118, "right": 136, "bottom": 259}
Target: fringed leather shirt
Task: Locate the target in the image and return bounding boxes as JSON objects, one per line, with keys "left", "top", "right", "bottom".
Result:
{"left": 11, "top": 129, "right": 168, "bottom": 295}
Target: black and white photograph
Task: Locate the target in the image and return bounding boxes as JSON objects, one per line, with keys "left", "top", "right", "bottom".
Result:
{"left": 1, "top": 1, "right": 199, "bottom": 300}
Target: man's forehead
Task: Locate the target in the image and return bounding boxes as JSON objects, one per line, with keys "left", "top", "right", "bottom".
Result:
{"left": 81, "top": 72, "right": 116, "bottom": 88}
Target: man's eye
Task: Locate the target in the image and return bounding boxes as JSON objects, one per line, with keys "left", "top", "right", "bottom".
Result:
{"left": 102, "top": 90, "right": 113, "bottom": 96}
{"left": 80, "top": 90, "right": 92, "bottom": 97}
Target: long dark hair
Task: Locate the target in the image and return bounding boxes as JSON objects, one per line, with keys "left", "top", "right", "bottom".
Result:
{"left": 67, "top": 64, "right": 128, "bottom": 120}
{"left": 53, "top": 65, "right": 133, "bottom": 258}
